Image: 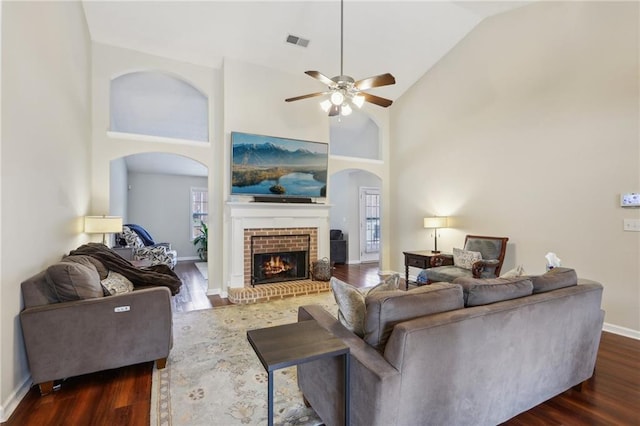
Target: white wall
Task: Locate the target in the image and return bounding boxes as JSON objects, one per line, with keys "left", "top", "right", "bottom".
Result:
{"left": 390, "top": 2, "right": 640, "bottom": 334}
{"left": 109, "top": 157, "right": 128, "bottom": 220}
{"left": 128, "top": 172, "right": 207, "bottom": 258}
{"left": 90, "top": 43, "right": 223, "bottom": 293}
{"left": 0, "top": 2, "right": 92, "bottom": 419}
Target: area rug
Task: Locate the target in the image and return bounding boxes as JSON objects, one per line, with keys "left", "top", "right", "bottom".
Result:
{"left": 194, "top": 262, "right": 208, "bottom": 280}
{"left": 151, "top": 292, "right": 338, "bottom": 426}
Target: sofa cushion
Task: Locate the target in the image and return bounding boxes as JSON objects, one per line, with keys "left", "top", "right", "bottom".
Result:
{"left": 331, "top": 274, "right": 400, "bottom": 337}
{"left": 453, "top": 277, "right": 533, "bottom": 307}
{"left": 453, "top": 248, "right": 482, "bottom": 270}
{"left": 363, "top": 283, "right": 464, "bottom": 351}
{"left": 529, "top": 267, "right": 578, "bottom": 293}
{"left": 45, "top": 261, "right": 105, "bottom": 302}
{"left": 63, "top": 254, "right": 109, "bottom": 280}
{"left": 101, "top": 271, "right": 135, "bottom": 295}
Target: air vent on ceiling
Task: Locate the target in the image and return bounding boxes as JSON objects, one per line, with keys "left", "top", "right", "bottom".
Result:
{"left": 286, "top": 34, "right": 309, "bottom": 48}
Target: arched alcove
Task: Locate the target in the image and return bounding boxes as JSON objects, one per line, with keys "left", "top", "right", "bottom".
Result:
{"left": 329, "top": 109, "right": 380, "bottom": 160}
{"left": 110, "top": 71, "right": 209, "bottom": 142}
{"left": 109, "top": 152, "right": 209, "bottom": 260}
{"left": 329, "top": 168, "right": 382, "bottom": 264}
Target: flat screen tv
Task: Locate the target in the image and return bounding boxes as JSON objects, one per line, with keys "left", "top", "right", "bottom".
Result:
{"left": 231, "top": 132, "right": 328, "bottom": 201}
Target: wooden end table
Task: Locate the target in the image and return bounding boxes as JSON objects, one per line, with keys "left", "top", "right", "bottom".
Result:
{"left": 247, "top": 320, "right": 350, "bottom": 426}
{"left": 403, "top": 250, "right": 454, "bottom": 290}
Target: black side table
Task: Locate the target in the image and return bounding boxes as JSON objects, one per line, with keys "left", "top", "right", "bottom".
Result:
{"left": 247, "top": 320, "right": 350, "bottom": 426}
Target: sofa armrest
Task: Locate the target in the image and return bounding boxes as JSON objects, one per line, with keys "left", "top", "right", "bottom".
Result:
{"left": 297, "top": 305, "right": 401, "bottom": 426}
{"left": 472, "top": 258, "right": 500, "bottom": 278}
{"left": 20, "top": 287, "right": 172, "bottom": 385}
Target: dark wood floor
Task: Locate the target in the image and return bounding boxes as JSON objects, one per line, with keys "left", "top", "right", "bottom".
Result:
{"left": 3, "top": 262, "right": 639, "bottom": 425}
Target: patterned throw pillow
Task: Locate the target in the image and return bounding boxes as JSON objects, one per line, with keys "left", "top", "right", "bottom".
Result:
{"left": 453, "top": 248, "right": 482, "bottom": 270}
{"left": 500, "top": 265, "right": 526, "bottom": 278}
{"left": 101, "top": 271, "right": 135, "bottom": 295}
{"left": 331, "top": 274, "right": 400, "bottom": 337}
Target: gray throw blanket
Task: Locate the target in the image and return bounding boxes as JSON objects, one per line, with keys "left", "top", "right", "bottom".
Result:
{"left": 69, "top": 243, "right": 182, "bottom": 295}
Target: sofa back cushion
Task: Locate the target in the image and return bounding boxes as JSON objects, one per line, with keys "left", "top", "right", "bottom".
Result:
{"left": 453, "top": 277, "right": 533, "bottom": 307}
{"left": 45, "top": 261, "right": 106, "bottom": 302}
{"left": 22, "top": 271, "right": 59, "bottom": 308}
{"left": 363, "top": 283, "right": 464, "bottom": 351}
{"left": 530, "top": 267, "right": 577, "bottom": 293}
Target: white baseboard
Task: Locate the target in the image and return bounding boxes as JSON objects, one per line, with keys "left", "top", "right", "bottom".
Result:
{"left": 0, "top": 375, "right": 31, "bottom": 422}
{"left": 178, "top": 256, "right": 200, "bottom": 262}
{"left": 346, "top": 260, "right": 360, "bottom": 265}
{"left": 603, "top": 322, "right": 640, "bottom": 340}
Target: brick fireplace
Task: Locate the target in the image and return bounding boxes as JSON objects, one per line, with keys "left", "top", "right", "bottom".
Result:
{"left": 226, "top": 202, "right": 330, "bottom": 292}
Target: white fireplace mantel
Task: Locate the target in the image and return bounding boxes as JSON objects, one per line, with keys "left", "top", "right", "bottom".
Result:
{"left": 226, "top": 201, "right": 331, "bottom": 289}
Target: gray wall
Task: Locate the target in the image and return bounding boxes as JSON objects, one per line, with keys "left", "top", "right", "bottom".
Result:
{"left": 127, "top": 172, "right": 208, "bottom": 259}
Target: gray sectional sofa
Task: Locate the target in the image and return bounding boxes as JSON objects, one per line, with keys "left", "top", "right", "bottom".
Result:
{"left": 297, "top": 268, "right": 604, "bottom": 426}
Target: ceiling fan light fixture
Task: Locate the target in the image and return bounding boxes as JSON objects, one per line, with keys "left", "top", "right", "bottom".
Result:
{"left": 341, "top": 103, "right": 352, "bottom": 116}
{"left": 330, "top": 91, "right": 345, "bottom": 106}
{"left": 320, "top": 99, "right": 332, "bottom": 112}
{"left": 352, "top": 94, "right": 365, "bottom": 108}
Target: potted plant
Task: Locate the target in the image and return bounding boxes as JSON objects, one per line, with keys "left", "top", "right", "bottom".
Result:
{"left": 193, "top": 221, "right": 208, "bottom": 261}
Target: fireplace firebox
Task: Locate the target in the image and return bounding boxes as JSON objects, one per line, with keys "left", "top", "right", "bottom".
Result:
{"left": 250, "top": 233, "right": 310, "bottom": 286}
{"left": 252, "top": 250, "right": 308, "bottom": 285}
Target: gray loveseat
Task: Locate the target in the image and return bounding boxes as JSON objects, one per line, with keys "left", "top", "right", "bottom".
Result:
{"left": 297, "top": 268, "right": 604, "bottom": 426}
{"left": 19, "top": 247, "right": 176, "bottom": 395}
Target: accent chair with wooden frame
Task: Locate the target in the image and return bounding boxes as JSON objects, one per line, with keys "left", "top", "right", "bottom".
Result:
{"left": 423, "top": 235, "right": 509, "bottom": 284}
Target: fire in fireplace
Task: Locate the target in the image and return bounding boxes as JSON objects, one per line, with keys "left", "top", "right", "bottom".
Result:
{"left": 253, "top": 251, "right": 308, "bottom": 285}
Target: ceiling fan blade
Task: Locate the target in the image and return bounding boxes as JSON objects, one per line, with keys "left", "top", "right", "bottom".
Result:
{"left": 362, "top": 92, "right": 393, "bottom": 108}
{"left": 285, "top": 92, "right": 328, "bottom": 102}
{"left": 328, "top": 104, "right": 340, "bottom": 116}
{"left": 354, "top": 73, "right": 396, "bottom": 91}
{"left": 305, "top": 71, "right": 335, "bottom": 87}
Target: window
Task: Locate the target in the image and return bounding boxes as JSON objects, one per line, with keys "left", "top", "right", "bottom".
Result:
{"left": 191, "top": 187, "right": 208, "bottom": 240}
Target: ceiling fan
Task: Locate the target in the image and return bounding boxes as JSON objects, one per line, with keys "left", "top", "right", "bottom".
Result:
{"left": 285, "top": 0, "right": 396, "bottom": 117}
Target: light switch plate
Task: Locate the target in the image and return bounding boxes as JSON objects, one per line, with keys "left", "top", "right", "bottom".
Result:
{"left": 623, "top": 219, "right": 640, "bottom": 232}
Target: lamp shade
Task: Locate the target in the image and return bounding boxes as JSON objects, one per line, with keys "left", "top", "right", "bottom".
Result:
{"left": 423, "top": 216, "right": 449, "bottom": 229}
{"left": 84, "top": 216, "right": 123, "bottom": 234}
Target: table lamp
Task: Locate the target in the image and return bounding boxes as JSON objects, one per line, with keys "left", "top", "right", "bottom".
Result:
{"left": 84, "top": 215, "right": 123, "bottom": 245}
{"left": 423, "top": 216, "right": 449, "bottom": 253}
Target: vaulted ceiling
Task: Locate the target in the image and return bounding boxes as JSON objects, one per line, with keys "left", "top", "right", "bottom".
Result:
{"left": 83, "top": 1, "right": 529, "bottom": 102}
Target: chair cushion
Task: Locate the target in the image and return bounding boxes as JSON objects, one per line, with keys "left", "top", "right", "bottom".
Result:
{"left": 424, "top": 265, "right": 472, "bottom": 282}
{"left": 45, "top": 261, "right": 106, "bottom": 302}
{"left": 464, "top": 237, "right": 504, "bottom": 261}
{"left": 364, "top": 283, "right": 464, "bottom": 351}
{"left": 453, "top": 248, "right": 482, "bottom": 270}
{"left": 453, "top": 277, "right": 533, "bottom": 307}
{"left": 529, "top": 267, "right": 578, "bottom": 293}
{"left": 331, "top": 274, "right": 400, "bottom": 337}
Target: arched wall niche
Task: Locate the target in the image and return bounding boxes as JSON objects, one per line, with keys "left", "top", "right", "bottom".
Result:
{"left": 329, "top": 109, "right": 380, "bottom": 160}
{"left": 110, "top": 70, "right": 210, "bottom": 142}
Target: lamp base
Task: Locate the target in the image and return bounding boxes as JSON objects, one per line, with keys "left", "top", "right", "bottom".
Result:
{"left": 431, "top": 250, "right": 441, "bottom": 254}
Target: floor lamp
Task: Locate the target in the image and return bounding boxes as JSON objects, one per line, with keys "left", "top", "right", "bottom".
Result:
{"left": 84, "top": 216, "right": 123, "bottom": 246}
{"left": 423, "top": 216, "right": 449, "bottom": 254}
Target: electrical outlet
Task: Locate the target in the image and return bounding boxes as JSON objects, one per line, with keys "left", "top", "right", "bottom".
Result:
{"left": 114, "top": 306, "right": 131, "bottom": 312}
{"left": 623, "top": 219, "right": 640, "bottom": 232}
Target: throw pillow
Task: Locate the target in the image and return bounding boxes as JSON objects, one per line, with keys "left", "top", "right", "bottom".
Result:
{"left": 363, "top": 283, "right": 464, "bottom": 351}
{"left": 45, "top": 261, "right": 105, "bottom": 302}
{"left": 331, "top": 274, "right": 401, "bottom": 337}
{"left": 453, "top": 248, "right": 482, "bottom": 270}
{"left": 453, "top": 277, "right": 533, "bottom": 307}
{"left": 529, "top": 267, "right": 577, "bottom": 293}
{"left": 500, "top": 265, "right": 526, "bottom": 278}
{"left": 101, "top": 271, "right": 135, "bottom": 295}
